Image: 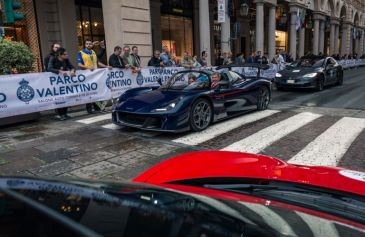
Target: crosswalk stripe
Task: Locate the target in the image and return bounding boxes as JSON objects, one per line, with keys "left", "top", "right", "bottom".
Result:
{"left": 172, "top": 110, "right": 280, "bottom": 146}
{"left": 288, "top": 117, "right": 365, "bottom": 166}
{"left": 101, "top": 123, "right": 120, "bottom": 130}
{"left": 76, "top": 114, "right": 111, "bottom": 124}
{"left": 221, "top": 112, "right": 322, "bottom": 153}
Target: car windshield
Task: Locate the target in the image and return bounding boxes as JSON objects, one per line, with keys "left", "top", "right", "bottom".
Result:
{"left": 160, "top": 71, "right": 210, "bottom": 91}
{"left": 290, "top": 58, "right": 325, "bottom": 68}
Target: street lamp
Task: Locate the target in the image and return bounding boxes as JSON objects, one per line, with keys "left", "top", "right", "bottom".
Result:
{"left": 239, "top": 0, "right": 249, "bottom": 17}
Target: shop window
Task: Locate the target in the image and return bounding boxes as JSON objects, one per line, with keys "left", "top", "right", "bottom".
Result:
{"left": 75, "top": 0, "right": 105, "bottom": 51}
{"left": 161, "top": 15, "right": 193, "bottom": 59}
{"left": 275, "top": 30, "right": 287, "bottom": 53}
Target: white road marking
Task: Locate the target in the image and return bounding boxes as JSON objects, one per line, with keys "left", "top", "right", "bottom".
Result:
{"left": 76, "top": 114, "right": 111, "bottom": 124}
{"left": 101, "top": 123, "right": 120, "bottom": 130}
{"left": 101, "top": 124, "right": 160, "bottom": 137}
{"left": 222, "top": 112, "right": 322, "bottom": 153}
{"left": 172, "top": 110, "right": 279, "bottom": 146}
{"left": 288, "top": 117, "right": 365, "bottom": 166}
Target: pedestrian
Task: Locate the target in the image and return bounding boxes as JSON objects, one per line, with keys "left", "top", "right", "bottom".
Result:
{"left": 171, "top": 54, "right": 179, "bottom": 66}
{"left": 223, "top": 52, "right": 232, "bottom": 65}
{"left": 192, "top": 55, "right": 202, "bottom": 68}
{"left": 254, "top": 51, "right": 263, "bottom": 63}
{"left": 93, "top": 40, "right": 107, "bottom": 64}
{"left": 160, "top": 45, "right": 172, "bottom": 66}
{"left": 47, "top": 47, "right": 76, "bottom": 120}
{"left": 77, "top": 39, "right": 111, "bottom": 114}
{"left": 276, "top": 53, "right": 285, "bottom": 70}
{"left": 43, "top": 43, "right": 60, "bottom": 71}
{"left": 108, "top": 46, "right": 125, "bottom": 68}
{"left": 121, "top": 46, "right": 134, "bottom": 69}
{"left": 131, "top": 46, "right": 141, "bottom": 68}
{"left": 148, "top": 50, "right": 164, "bottom": 67}
{"left": 247, "top": 52, "right": 255, "bottom": 63}
{"left": 181, "top": 52, "right": 194, "bottom": 68}
{"left": 215, "top": 52, "right": 224, "bottom": 66}
{"left": 235, "top": 52, "right": 245, "bottom": 65}
{"left": 199, "top": 50, "right": 208, "bottom": 67}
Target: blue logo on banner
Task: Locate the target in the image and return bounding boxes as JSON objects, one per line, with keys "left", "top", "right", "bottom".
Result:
{"left": 106, "top": 77, "right": 112, "bottom": 89}
{"left": 0, "top": 93, "right": 6, "bottom": 103}
{"left": 17, "top": 79, "right": 35, "bottom": 103}
{"left": 136, "top": 72, "right": 144, "bottom": 86}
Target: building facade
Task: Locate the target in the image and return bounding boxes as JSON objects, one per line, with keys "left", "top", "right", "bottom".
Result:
{"left": 2, "top": 0, "right": 365, "bottom": 71}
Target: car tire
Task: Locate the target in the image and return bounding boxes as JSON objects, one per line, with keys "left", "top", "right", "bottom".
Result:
{"left": 336, "top": 71, "right": 344, "bottom": 86}
{"left": 189, "top": 98, "right": 212, "bottom": 132}
{"left": 257, "top": 86, "right": 270, "bottom": 111}
{"left": 315, "top": 76, "right": 324, "bottom": 91}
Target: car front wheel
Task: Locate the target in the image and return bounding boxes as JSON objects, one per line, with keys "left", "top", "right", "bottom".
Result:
{"left": 190, "top": 98, "right": 212, "bottom": 132}
{"left": 315, "top": 76, "right": 324, "bottom": 91}
{"left": 336, "top": 71, "right": 344, "bottom": 86}
{"left": 257, "top": 86, "right": 270, "bottom": 110}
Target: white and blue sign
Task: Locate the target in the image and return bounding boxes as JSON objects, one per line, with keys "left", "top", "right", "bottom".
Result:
{"left": 0, "top": 60, "right": 364, "bottom": 119}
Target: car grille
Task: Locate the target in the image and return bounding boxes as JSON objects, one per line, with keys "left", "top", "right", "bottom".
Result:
{"left": 118, "top": 112, "right": 161, "bottom": 128}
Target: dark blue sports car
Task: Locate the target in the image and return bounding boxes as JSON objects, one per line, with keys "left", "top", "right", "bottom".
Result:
{"left": 112, "top": 64, "right": 272, "bottom": 132}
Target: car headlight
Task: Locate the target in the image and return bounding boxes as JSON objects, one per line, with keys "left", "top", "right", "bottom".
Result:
{"left": 303, "top": 73, "right": 318, "bottom": 78}
{"left": 275, "top": 73, "right": 282, "bottom": 78}
{"left": 153, "top": 102, "right": 177, "bottom": 112}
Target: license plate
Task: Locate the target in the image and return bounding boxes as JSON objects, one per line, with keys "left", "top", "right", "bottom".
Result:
{"left": 287, "top": 80, "right": 295, "bottom": 84}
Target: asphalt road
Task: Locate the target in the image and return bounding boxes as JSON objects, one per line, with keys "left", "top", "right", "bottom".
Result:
{"left": 0, "top": 67, "right": 364, "bottom": 181}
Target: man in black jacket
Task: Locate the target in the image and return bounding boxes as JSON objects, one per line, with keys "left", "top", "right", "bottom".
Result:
{"left": 43, "top": 43, "right": 60, "bottom": 71}
{"left": 148, "top": 50, "right": 164, "bottom": 67}
{"left": 108, "top": 46, "right": 125, "bottom": 68}
{"left": 47, "top": 47, "right": 76, "bottom": 120}
{"left": 131, "top": 45, "right": 141, "bottom": 67}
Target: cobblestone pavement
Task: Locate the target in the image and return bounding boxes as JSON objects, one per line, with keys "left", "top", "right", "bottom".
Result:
{"left": 0, "top": 68, "right": 365, "bottom": 181}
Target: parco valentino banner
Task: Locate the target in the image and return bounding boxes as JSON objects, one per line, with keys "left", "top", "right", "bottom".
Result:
{"left": 0, "top": 61, "right": 363, "bottom": 118}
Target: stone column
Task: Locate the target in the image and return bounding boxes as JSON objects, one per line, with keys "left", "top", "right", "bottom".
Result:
{"left": 268, "top": 5, "right": 276, "bottom": 60}
{"left": 355, "top": 35, "right": 360, "bottom": 56}
{"left": 359, "top": 29, "right": 364, "bottom": 56}
{"left": 57, "top": 0, "right": 78, "bottom": 65}
{"left": 221, "top": 0, "right": 231, "bottom": 53}
{"left": 341, "top": 23, "right": 351, "bottom": 56}
{"left": 298, "top": 26, "right": 305, "bottom": 57}
{"left": 330, "top": 22, "right": 336, "bottom": 55}
{"left": 289, "top": 7, "right": 297, "bottom": 60}
{"left": 313, "top": 19, "right": 320, "bottom": 54}
{"left": 335, "top": 24, "right": 340, "bottom": 54}
{"left": 103, "top": 0, "right": 153, "bottom": 66}
{"left": 255, "top": 1, "right": 264, "bottom": 53}
{"left": 199, "top": 0, "right": 211, "bottom": 66}
{"left": 319, "top": 20, "right": 325, "bottom": 54}
{"left": 313, "top": 13, "right": 325, "bottom": 55}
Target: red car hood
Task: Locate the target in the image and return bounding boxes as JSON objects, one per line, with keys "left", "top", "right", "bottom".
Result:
{"left": 133, "top": 151, "right": 365, "bottom": 196}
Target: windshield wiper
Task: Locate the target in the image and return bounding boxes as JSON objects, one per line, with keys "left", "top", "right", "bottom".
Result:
{"left": 204, "top": 183, "right": 280, "bottom": 192}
